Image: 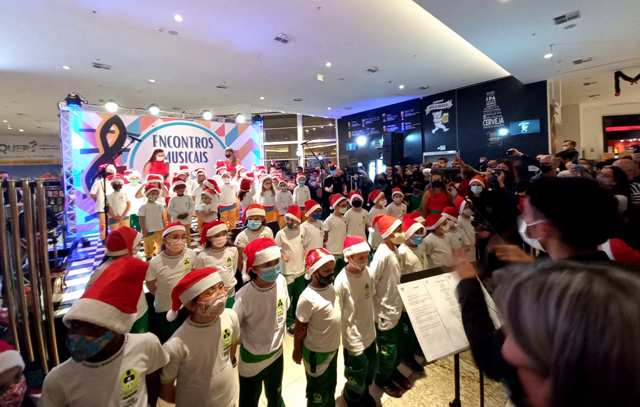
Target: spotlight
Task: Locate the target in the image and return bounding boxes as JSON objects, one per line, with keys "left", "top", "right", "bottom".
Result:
{"left": 235, "top": 114, "right": 247, "bottom": 124}
{"left": 148, "top": 104, "right": 160, "bottom": 116}
{"left": 64, "top": 93, "right": 83, "bottom": 107}
{"left": 398, "top": 84, "right": 405, "bottom": 90}
{"left": 497, "top": 127, "right": 509, "bottom": 136}
{"left": 356, "top": 135, "right": 368, "bottom": 147}
{"left": 202, "top": 110, "right": 213, "bottom": 121}
{"left": 105, "top": 100, "right": 119, "bottom": 113}
{"left": 318, "top": 155, "right": 324, "bottom": 161}
{"left": 543, "top": 53, "right": 553, "bottom": 59}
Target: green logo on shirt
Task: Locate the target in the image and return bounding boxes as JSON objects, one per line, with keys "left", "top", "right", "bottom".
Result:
{"left": 276, "top": 298, "right": 284, "bottom": 317}
{"left": 222, "top": 328, "right": 232, "bottom": 349}
{"left": 120, "top": 368, "right": 140, "bottom": 402}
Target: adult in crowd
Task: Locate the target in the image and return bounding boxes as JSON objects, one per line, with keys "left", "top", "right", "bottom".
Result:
{"left": 322, "top": 165, "right": 348, "bottom": 214}
{"left": 555, "top": 139, "right": 579, "bottom": 169}
{"left": 457, "top": 260, "right": 640, "bottom": 407}
{"left": 597, "top": 165, "right": 631, "bottom": 214}
{"left": 308, "top": 168, "right": 323, "bottom": 203}
{"left": 224, "top": 147, "right": 238, "bottom": 168}
{"left": 143, "top": 149, "right": 170, "bottom": 180}
{"left": 613, "top": 158, "right": 640, "bottom": 207}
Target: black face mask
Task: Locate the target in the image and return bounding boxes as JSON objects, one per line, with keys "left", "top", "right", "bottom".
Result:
{"left": 225, "top": 152, "right": 232, "bottom": 158}
{"left": 351, "top": 200, "right": 362, "bottom": 208}
{"left": 112, "top": 184, "right": 122, "bottom": 191}
{"left": 539, "top": 164, "right": 553, "bottom": 174}
{"left": 317, "top": 273, "right": 334, "bottom": 286}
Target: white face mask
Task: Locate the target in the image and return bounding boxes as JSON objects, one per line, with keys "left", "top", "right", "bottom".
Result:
{"left": 223, "top": 178, "right": 231, "bottom": 185}
{"left": 350, "top": 259, "right": 368, "bottom": 271}
{"left": 165, "top": 238, "right": 186, "bottom": 253}
{"left": 337, "top": 206, "right": 347, "bottom": 215}
{"left": 462, "top": 207, "right": 473, "bottom": 217}
{"left": 196, "top": 295, "right": 226, "bottom": 318}
{"left": 390, "top": 232, "right": 405, "bottom": 246}
{"left": 210, "top": 236, "right": 227, "bottom": 248}
{"left": 517, "top": 217, "right": 546, "bottom": 252}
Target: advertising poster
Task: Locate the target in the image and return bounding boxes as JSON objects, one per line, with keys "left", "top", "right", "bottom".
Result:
{"left": 423, "top": 91, "right": 457, "bottom": 153}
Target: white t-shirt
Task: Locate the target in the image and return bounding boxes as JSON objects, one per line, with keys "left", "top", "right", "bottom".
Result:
{"left": 258, "top": 190, "right": 276, "bottom": 207}
{"left": 385, "top": 202, "right": 407, "bottom": 219}
{"left": 240, "top": 189, "right": 255, "bottom": 211}
{"left": 195, "top": 247, "right": 238, "bottom": 295}
{"left": 233, "top": 275, "right": 290, "bottom": 377}
{"left": 275, "top": 191, "right": 294, "bottom": 215}
{"left": 458, "top": 216, "right": 476, "bottom": 262}
{"left": 344, "top": 208, "right": 369, "bottom": 239}
{"left": 368, "top": 243, "right": 403, "bottom": 331}
{"left": 446, "top": 225, "right": 466, "bottom": 251}
{"left": 296, "top": 284, "right": 341, "bottom": 353}
{"left": 138, "top": 202, "right": 165, "bottom": 233}
{"left": 161, "top": 311, "right": 240, "bottom": 407}
{"left": 146, "top": 249, "right": 197, "bottom": 312}
{"left": 219, "top": 182, "right": 238, "bottom": 206}
{"left": 124, "top": 184, "right": 144, "bottom": 217}
{"left": 196, "top": 202, "right": 218, "bottom": 223}
{"left": 234, "top": 227, "right": 274, "bottom": 249}
{"left": 301, "top": 221, "right": 324, "bottom": 254}
{"left": 90, "top": 177, "right": 113, "bottom": 213}
{"left": 168, "top": 195, "right": 194, "bottom": 225}
{"left": 323, "top": 214, "right": 347, "bottom": 256}
{"left": 367, "top": 207, "right": 386, "bottom": 249}
{"left": 398, "top": 243, "right": 428, "bottom": 274}
{"left": 422, "top": 233, "right": 453, "bottom": 268}
{"left": 41, "top": 333, "right": 169, "bottom": 407}
{"left": 334, "top": 268, "right": 376, "bottom": 355}
{"left": 107, "top": 190, "right": 130, "bottom": 217}
{"left": 275, "top": 227, "right": 305, "bottom": 282}
{"left": 293, "top": 185, "right": 311, "bottom": 208}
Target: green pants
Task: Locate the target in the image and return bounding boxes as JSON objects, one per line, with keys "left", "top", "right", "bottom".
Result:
{"left": 374, "top": 322, "right": 402, "bottom": 386}
{"left": 129, "top": 214, "right": 141, "bottom": 232}
{"left": 343, "top": 341, "right": 377, "bottom": 404}
{"left": 150, "top": 310, "right": 185, "bottom": 343}
{"left": 130, "top": 311, "right": 149, "bottom": 333}
{"left": 287, "top": 275, "right": 308, "bottom": 328}
{"left": 332, "top": 256, "right": 346, "bottom": 277}
{"left": 239, "top": 353, "right": 285, "bottom": 407}
{"left": 303, "top": 349, "right": 338, "bottom": 407}
{"left": 399, "top": 312, "right": 419, "bottom": 362}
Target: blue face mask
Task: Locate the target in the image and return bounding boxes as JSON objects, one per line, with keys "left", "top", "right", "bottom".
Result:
{"left": 247, "top": 219, "right": 262, "bottom": 230}
{"left": 259, "top": 264, "right": 281, "bottom": 282}
{"left": 312, "top": 213, "right": 323, "bottom": 221}
{"left": 410, "top": 235, "right": 424, "bottom": 246}
{"left": 470, "top": 185, "right": 483, "bottom": 195}
{"left": 66, "top": 330, "right": 115, "bottom": 362}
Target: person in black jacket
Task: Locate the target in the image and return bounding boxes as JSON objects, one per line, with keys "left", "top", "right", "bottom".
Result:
{"left": 457, "top": 260, "right": 640, "bottom": 407}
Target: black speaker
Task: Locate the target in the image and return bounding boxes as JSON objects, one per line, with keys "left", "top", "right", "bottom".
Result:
{"left": 383, "top": 132, "right": 404, "bottom": 165}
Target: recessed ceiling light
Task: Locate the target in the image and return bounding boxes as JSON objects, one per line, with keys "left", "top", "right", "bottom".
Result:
{"left": 235, "top": 114, "right": 247, "bottom": 124}
{"left": 7, "top": 126, "right": 12, "bottom": 130}
{"left": 104, "top": 100, "right": 119, "bottom": 113}
{"left": 148, "top": 78, "right": 156, "bottom": 84}
{"left": 62, "top": 65, "right": 71, "bottom": 70}
{"left": 148, "top": 104, "right": 160, "bottom": 116}
{"left": 174, "top": 14, "right": 183, "bottom": 23}
{"left": 327, "top": 107, "right": 332, "bottom": 111}
{"left": 544, "top": 53, "right": 553, "bottom": 59}
{"left": 202, "top": 110, "right": 213, "bottom": 121}
{"left": 1, "top": 120, "right": 7, "bottom": 123}
{"left": 259, "top": 96, "right": 265, "bottom": 100}
{"left": 325, "top": 62, "right": 332, "bottom": 68}
{"left": 18, "top": 129, "right": 24, "bottom": 133}
{"left": 398, "top": 84, "right": 405, "bottom": 90}
{"left": 317, "top": 73, "right": 324, "bottom": 82}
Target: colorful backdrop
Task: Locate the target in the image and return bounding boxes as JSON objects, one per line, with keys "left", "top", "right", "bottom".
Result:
{"left": 60, "top": 106, "right": 264, "bottom": 235}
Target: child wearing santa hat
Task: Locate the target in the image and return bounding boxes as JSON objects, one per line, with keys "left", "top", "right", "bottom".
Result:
{"left": 90, "top": 163, "right": 116, "bottom": 240}
{"left": 367, "top": 189, "right": 387, "bottom": 250}
{"left": 168, "top": 178, "right": 194, "bottom": 240}
{"left": 190, "top": 168, "right": 208, "bottom": 207}
{"left": 218, "top": 170, "right": 240, "bottom": 230}
{"left": 89, "top": 227, "right": 149, "bottom": 333}
{"left": 41, "top": 259, "right": 169, "bottom": 406}
{"left": 423, "top": 213, "right": 454, "bottom": 268}
{"left": 442, "top": 206, "right": 466, "bottom": 252}
{"left": 159, "top": 268, "right": 240, "bottom": 407}
{"left": 344, "top": 191, "right": 369, "bottom": 239}
{"left": 368, "top": 214, "right": 411, "bottom": 397}
{"left": 0, "top": 340, "right": 32, "bottom": 407}
{"left": 275, "top": 205, "right": 306, "bottom": 333}
{"left": 196, "top": 188, "right": 220, "bottom": 231}
{"left": 258, "top": 176, "right": 279, "bottom": 234}
{"left": 233, "top": 238, "right": 290, "bottom": 407}
{"left": 293, "top": 173, "right": 311, "bottom": 211}
{"left": 195, "top": 221, "right": 239, "bottom": 308}
{"left": 301, "top": 199, "right": 324, "bottom": 254}
{"left": 386, "top": 188, "right": 407, "bottom": 220}
{"left": 323, "top": 193, "right": 349, "bottom": 275}
{"left": 234, "top": 203, "right": 274, "bottom": 258}
{"left": 293, "top": 248, "right": 341, "bottom": 407}
{"left": 139, "top": 184, "right": 167, "bottom": 260}
{"left": 106, "top": 174, "right": 131, "bottom": 231}
{"left": 124, "top": 169, "right": 144, "bottom": 232}
{"left": 145, "top": 222, "right": 198, "bottom": 343}
{"left": 454, "top": 195, "right": 476, "bottom": 262}
{"left": 275, "top": 179, "right": 294, "bottom": 229}
{"left": 334, "top": 236, "right": 377, "bottom": 407}
{"left": 238, "top": 177, "right": 256, "bottom": 215}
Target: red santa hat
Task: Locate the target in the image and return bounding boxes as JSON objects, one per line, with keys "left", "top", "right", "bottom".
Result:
{"left": 296, "top": 173, "right": 307, "bottom": 182}
{"left": 201, "top": 188, "right": 218, "bottom": 200}
{"left": 425, "top": 213, "right": 447, "bottom": 231}
{"left": 304, "top": 199, "right": 322, "bottom": 217}
{"left": 305, "top": 248, "right": 336, "bottom": 280}
{"left": 342, "top": 235, "right": 370, "bottom": 258}
{"left": 108, "top": 174, "right": 125, "bottom": 185}
{"left": 0, "top": 340, "right": 24, "bottom": 374}
{"left": 442, "top": 206, "right": 459, "bottom": 222}
{"left": 163, "top": 221, "right": 185, "bottom": 238}
{"left": 203, "top": 178, "right": 221, "bottom": 194}
{"left": 285, "top": 205, "right": 302, "bottom": 223}
{"left": 454, "top": 195, "right": 467, "bottom": 213}
{"left": 408, "top": 210, "right": 425, "bottom": 224}
{"left": 194, "top": 167, "right": 207, "bottom": 176}
{"left": 600, "top": 238, "right": 640, "bottom": 265}
{"left": 146, "top": 173, "right": 164, "bottom": 183}
{"left": 216, "top": 160, "right": 227, "bottom": 174}
{"left": 245, "top": 203, "right": 266, "bottom": 219}
{"left": 177, "top": 165, "right": 190, "bottom": 175}
{"left": 166, "top": 267, "right": 222, "bottom": 322}
{"left": 63, "top": 256, "right": 148, "bottom": 333}
{"left": 372, "top": 214, "right": 402, "bottom": 239}
{"left": 368, "top": 189, "right": 385, "bottom": 205}
{"left": 348, "top": 191, "right": 363, "bottom": 204}
{"left": 469, "top": 175, "right": 486, "bottom": 188}
{"left": 144, "top": 184, "right": 161, "bottom": 196}
{"left": 226, "top": 165, "right": 237, "bottom": 174}
{"left": 240, "top": 178, "right": 252, "bottom": 192}
{"left": 200, "top": 220, "right": 228, "bottom": 245}
{"left": 244, "top": 238, "right": 281, "bottom": 271}
{"left": 124, "top": 169, "right": 141, "bottom": 181}
{"left": 329, "top": 193, "right": 347, "bottom": 210}
{"left": 105, "top": 226, "right": 142, "bottom": 256}
{"left": 391, "top": 187, "right": 404, "bottom": 198}
{"left": 244, "top": 171, "right": 255, "bottom": 180}
{"left": 172, "top": 177, "right": 186, "bottom": 190}
{"left": 402, "top": 215, "right": 425, "bottom": 239}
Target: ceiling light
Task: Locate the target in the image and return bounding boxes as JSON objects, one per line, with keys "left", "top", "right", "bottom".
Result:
{"left": 18, "top": 129, "right": 24, "bottom": 133}
{"left": 235, "top": 114, "right": 247, "bottom": 124}
{"left": 62, "top": 65, "right": 70, "bottom": 70}
{"left": 104, "top": 100, "right": 119, "bottom": 113}
{"left": 544, "top": 53, "right": 553, "bottom": 59}
{"left": 328, "top": 123, "right": 334, "bottom": 127}
{"left": 325, "top": 62, "right": 332, "bottom": 68}
{"left": 260, "top": 96, "right": 265, "bottom": 100}
{"left": 148, "top": 104, "right": 160, "bottom": 116}
{"left": 398, "top": 84, "right": 405, "bottom": 90}
{"left": 174, "top": 14, "right": 183, "bottom": 23}
{"left": 202, "top": 110, "right": 213, "bottom": 121}
{"left": 312, "top": 127, "right": 316, "bottom": 131}
{"left": 7, "top": 126, "right": 12, "bottom": 130}
{"left": 305, "top": 129, "right": 309, "bottom": 133}
{"left": 317, "top": 73, "right": 324, "bottom": 82}
{"left": 498, "top": 128, "right": 509, "bottom": 136}
{"left": 1, "top": 120, "right": 7, "bottom": 123}
{"left": 356, "top": 136, "right": 368, "bottom": 147}
{"left": 327, "top": 107, "right": 332, "bottom": 111}
{"left": 147, "top": 78, "right": 156, "bottom": 84}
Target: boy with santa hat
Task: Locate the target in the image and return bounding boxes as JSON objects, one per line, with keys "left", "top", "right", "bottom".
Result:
{"left": 168, "top": 177, "right": 194, "bottom": 240}
{"left": 301, "top": 199, "right": 324, "bottom": 254}
{"left": 196, "top": 221, "right": 239, "bottom": 308}
{"left": 398, "top": 215, "right": 429, "bottom": 273}
{"left": 139, "top": 184, "right": 167, "bottom": 260}
{"left": 385, "top": 188, "right": 407, "bottom": 219}
{"left": 454, "top": 195, "right": 476, "bottom": 262}
{"left": 196, "top": 187, "right": 220, "bottom": 230}
{"left": 0, "top": 340, "right": 31, "bottom": 406}
{"left": 293, "top": 173, "right": 311, "bottom": 210}
{"left": 323, "top": 193, "right": 349, "bottom": 274}
{"left": 233, "top": 238, "right": 289, "bottom": 407}
{"left": 106, "top": 174, "right": 131, "bottom": 231}
{"left": 124, "top": 169, "right": 144, "bottom": 232}
{"left": 366, "top": 189, "right": 387, "bottom": 250}
{"left": 344, "top": 191, "right": 369, "bottom": 239}
{"left": 423, "top": 213, "right": 454, "bottom": 268}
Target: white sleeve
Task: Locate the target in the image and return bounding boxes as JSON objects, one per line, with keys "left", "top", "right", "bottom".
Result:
{"left": 143, "top": 332, "right": 170, "bottom": 373}
{"left": 168, "top": 198, "right": 178, "bottom": 219}
{"left": 160, "top": 338, "right": 186, "bottom": 384}
{"left": 146, "top": 260, "right": 159, "bottom": 281}
{"left": 40, "top": 369, "right": 66, "bottom": 407}
{"left": 138, "top": 204, "right": 147, "bottom": 217}
{"left": 295, "top": 292, "right": 313, "bottom": 323}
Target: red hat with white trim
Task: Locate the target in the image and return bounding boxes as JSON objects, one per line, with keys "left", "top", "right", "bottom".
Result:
{"left": 442, "top": 206, "right": 459, "bottom": 222}
{"left": 454, "top": 195, "right": 467, "bottom": 213}
{"left": 245, "top": 203, "right": 266, "bottom": 219}
{"left": 402, "top": 215, "right": 425, "bottom": 239}
{"left": 201, "top": 188, "right": 217, "bottom": 200}
{"left": 63, "top": 256, "right": 148, "bottom": 333}
{"left": 244, "top": 171, "right": 255, "bottom": 180}
{"left": 342, "top": 235, "right": 370, "bottom": 258}
{"left": 348, "top": 191, "right": 363, "bottom": 204}
{"left": 372, "top": 214, "right": 402, "bottom": 239}
{"left": 226, "top": 164, "right": 237, "bottom": 173}
{"left": 296, "top": 173, "right": 306, "bottom": 182}
{"left": 144, "top": 184, "right": 161, "bottom": 196}
{"left": 425, "top": 213, "right": 447, "bottom": 231}
{"left": 163, "top": 221, "right": 185, "bottom": 238}
{"left": 368, "top": 189, "right": 385, "bottom": 205}
{"left": 200, "top": 220, "right": 228, "bottom": 245}
{"left": 244, "top": 238, "right": 281, "bottom": 271}
{"left": 167, "top": 267, "right": 222, "bottom": 321}
{"left": 0, "top": 340, "right": 24, "bottom": 374}
{"left": 105, "top": 164, "right": 117, "bottom": 175}
{"left": 305, "top": 248, "right": 336, "bottom": 280}
{"left": 216, "top": 160, "right": 227, "bottom": 174}
{"left": 407, "top": 210, "right": 425, "bottom": 224}
{"left": 304, "top": 199, "right": 322, "bottom": 217}
{"left": 177, "top": 164, "right": 190, "bottom": 174}
{"left": 124, "top": 169, "right": 141, "bottom": 181}
{"left": 146, "top": 173, "right": 164, "bottom": 183}
{"left": 391, "top": 187, "right": 404, "bottom": 197}
{"left": 108, "top": 174, "right": 125, "bottom": 185}
{"left": 194, "top": 167, "right": 207, "bottom": 176}
{"left": 203, "top": 178, "right": 221, "bottom": 194}
{"left": 240, "top": 178, "right": 252, "bottom": 192}
{"left": 329, "top": 193, "right": 347, "bottom": 210}
{"left": 105, "top": 226, "right": 142, "bottom": 256}
{"left": 285, "top": 205, "right": 302, "bottom": 223}
{"left": 172, "top": 177, "right": 186, "bottom": 190}
{"left": 469, "top": 175, "right": 486, "bottom": 188}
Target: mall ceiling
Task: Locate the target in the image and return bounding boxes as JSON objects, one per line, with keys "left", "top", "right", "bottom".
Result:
{"left": 0, "top": 0, "right": 639, "bottom": 137}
